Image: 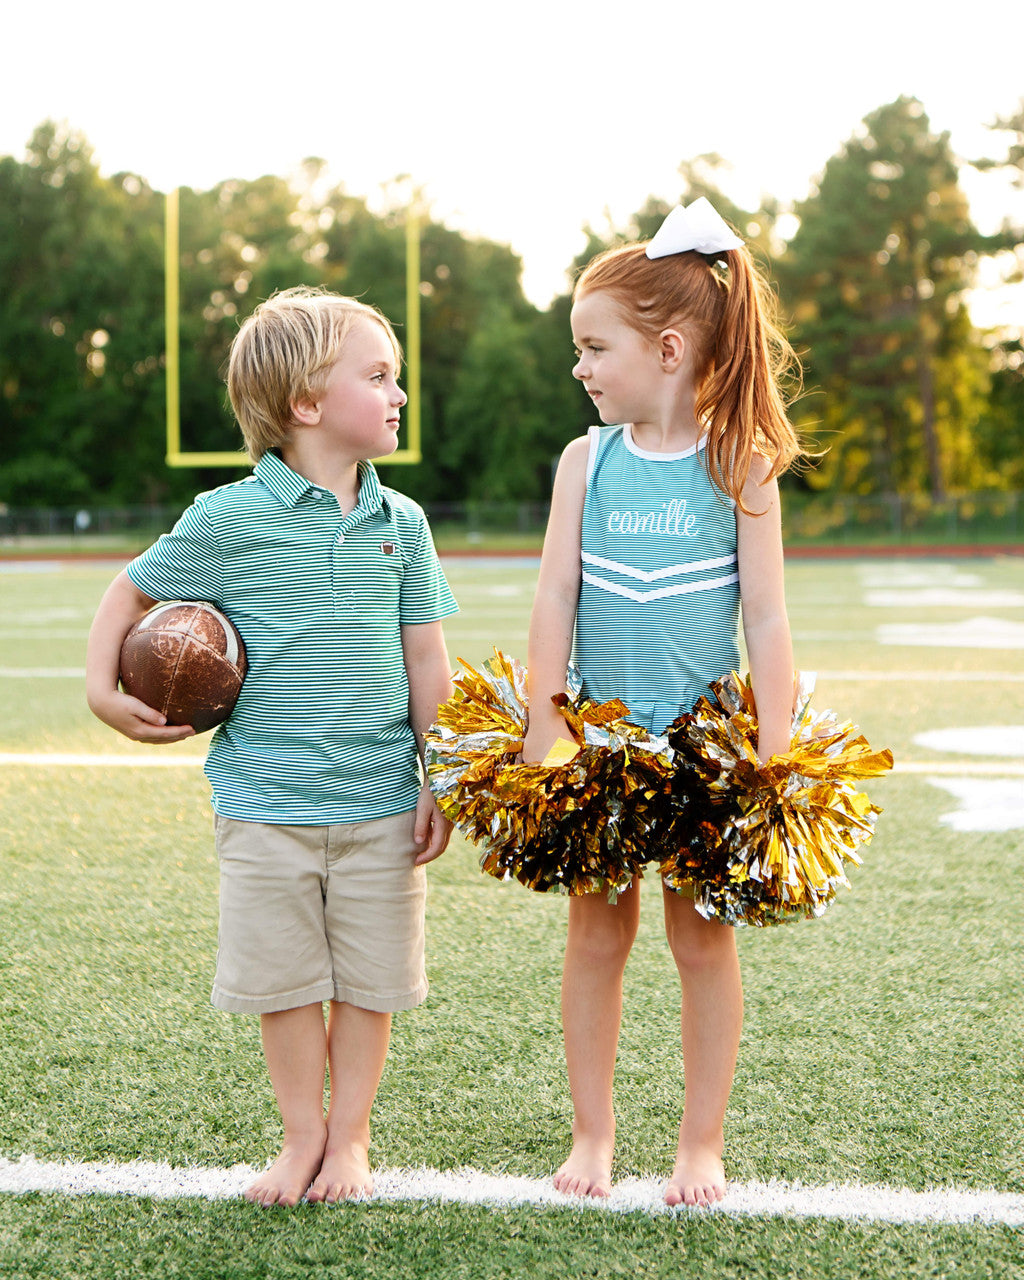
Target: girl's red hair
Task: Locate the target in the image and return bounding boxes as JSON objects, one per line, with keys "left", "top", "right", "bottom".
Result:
{"left": 574, "top": 240, "right": 802, "bottom": 512}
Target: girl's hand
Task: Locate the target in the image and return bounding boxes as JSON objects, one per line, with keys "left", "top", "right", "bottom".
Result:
{"left": 88, "top": 687, "right": 197, "bottom": 743}
{"left": 521, "top": 708, "right": 574, "bottom": 765}
{"left": 754, "top": 733, "right": 790, "bottom": 767}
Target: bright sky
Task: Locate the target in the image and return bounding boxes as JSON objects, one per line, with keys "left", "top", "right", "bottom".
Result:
{"left": 4, "top": 0, "right": 1022, "bottom": 315}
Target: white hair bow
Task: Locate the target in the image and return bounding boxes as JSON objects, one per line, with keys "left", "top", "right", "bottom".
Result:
{"left": 645, "top": 198, "right": 744, "bottom": 259}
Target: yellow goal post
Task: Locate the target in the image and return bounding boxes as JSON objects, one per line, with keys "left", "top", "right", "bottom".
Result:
{"left": 164, "top": 187, "right": 422, "bottom": 467}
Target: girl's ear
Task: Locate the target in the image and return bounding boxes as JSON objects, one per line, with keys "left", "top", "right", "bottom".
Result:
{"left": 658, "top": 328, "right": 686, "bottom": 373}
{"left": 289, "top": 395, "right": 322, "bottom": 427}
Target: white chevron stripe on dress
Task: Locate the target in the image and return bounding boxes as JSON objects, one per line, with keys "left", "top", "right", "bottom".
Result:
{"left": 581, "top": 551, "right": 738, "bottom": 583}
{"left": 582, "top": 570, "right": 740, "bottom": 604}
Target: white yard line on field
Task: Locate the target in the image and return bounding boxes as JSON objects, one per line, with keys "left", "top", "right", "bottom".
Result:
{"left": 915, "top": 726, "right": 1024, "bottom": 756}
{"left": 924, "top": 777, "right": 1024, "bottom": 832}
{"left": 865, "top": 589, "right": 1024, "bottom": 608}
{"left": 0, "top": 753, "right": 207, "bottom": 767}
{"left": 894, "top": 761, "right": 1024, "bottom": 776}
{"left": 3, "top": 666, "right": 1024, "bottom": 683}
{"left": 814, "top": 670, "right": 1024, "bottom": 683}
{"left": 878, "top": 617, "right": 1024, "bottom": 649}
{"left": 0, "top": 667, "right": 86, "bottom": 678}
{"left": 0, "top": 1156, "right": 1022, "bottom": 1226}
{"left": 2, "top": 755, "right": 1023, "bottom": 776}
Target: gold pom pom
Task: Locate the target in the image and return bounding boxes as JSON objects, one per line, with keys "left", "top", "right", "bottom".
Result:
{"left": 426, "top": 650, "right": 677, "bottom": 897}
{"left": 428, "top": 655, "right": 892, "bottom": 926}
{"left": 661, "top": 672, "right": 893, "bottom": 926}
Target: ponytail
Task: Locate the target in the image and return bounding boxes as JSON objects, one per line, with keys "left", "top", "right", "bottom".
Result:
{"left": 698, "top": 246, "right": 802, "bottom": 512}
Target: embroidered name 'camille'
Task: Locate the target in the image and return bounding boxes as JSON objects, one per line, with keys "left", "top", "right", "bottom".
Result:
{"left": 607, "top": 499, "right": 698, "bottom": 537}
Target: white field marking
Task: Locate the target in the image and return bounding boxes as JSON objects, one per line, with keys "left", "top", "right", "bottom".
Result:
{"left": 877, "top": 617, "right": 1024, "bottom": 649}
{"left": 866, "top": 589, "right": 1024, "bottom": 608}
{"left": 915, "top": 726, "right": 1024, "bottom": 757}
{"left": 440, "top": 557, "right": 540, "bottom": 569}
{"left": 0, "top": 1156, "right": 1022, "bottom": 1225}
{"left": 793, "top": 630, "right": 877, "bottom": 641}
{"left": 815, "top": 670, "right": 1024, "bottom": 683}
{"left": 0, "top": 668, "right": 85, "bottom": 678}
{"left": 894, "top": 761, "right": 1024, "bottom": 777}
{"left": 6, "top": 666, "right": 1023, "bottom": 684}
{"left": 0, "top": 667, "right": 86, "bottom": 679}
{"left": 924, "top": 777, "right": 1024, "bottom": 832}
{"left": 450, "top": 614, "right": 532, "bottom": 624}
{"left": 2, "top": 756, "right": 1023, "bottom": 776}
{"left": 452, "top": 630, "right": 530, "bottom": 642}
{"left": 857, "top": 565, "right": 983, "bottom": 588}
{"left": 0, "top": 630, "right": 88, "bottom": 640}
{"left": 0, "top": 753, "right": 206, "bottom": 768}
{"left": 0, "top": 558, "right": 129, "bottom": 574}
{"left": 5, "top": 607, "right": 91, "bottom": 622}
{"left": 4, "top": 611, "right": 90, "bottom": 627}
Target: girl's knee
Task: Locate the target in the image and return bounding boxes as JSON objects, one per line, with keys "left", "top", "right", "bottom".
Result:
{"left": 566, "top": 907, "right": 638, "bottom": 970}
{"left": 665, "top": 908, "right": 736, "bottom": 977}
{"left": 567, "top": 890, "right": 639, "bottom": 959}
{"left": 567, "top": 928, "right": 635, "bottom": 972}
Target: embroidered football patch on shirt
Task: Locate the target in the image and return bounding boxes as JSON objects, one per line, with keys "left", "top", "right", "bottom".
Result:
{"left": 381, "top": 542, "right": 396, "bottom": 555}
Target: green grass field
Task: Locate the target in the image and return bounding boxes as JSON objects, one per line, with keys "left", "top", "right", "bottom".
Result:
{"left": 1, "top": 554, "right": 1022, "bottom": 1278}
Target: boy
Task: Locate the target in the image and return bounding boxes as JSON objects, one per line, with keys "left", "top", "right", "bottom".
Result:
{"left": 86, "top": 287, "right": 457, "bottom": 1207}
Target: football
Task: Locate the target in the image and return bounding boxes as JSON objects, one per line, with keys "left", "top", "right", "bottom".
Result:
{"left": 119, "top": 601, "right": 247, "bottom": 733}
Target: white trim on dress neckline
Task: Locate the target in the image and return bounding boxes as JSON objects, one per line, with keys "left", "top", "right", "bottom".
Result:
{"left": 622, "top": 423, "right": 706, "bottom": 461}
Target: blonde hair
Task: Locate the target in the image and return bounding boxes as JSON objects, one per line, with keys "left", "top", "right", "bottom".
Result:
{"left": 574, "top": 239, "right": 803, "bottom": 512}
{"left": 227, "top": 286, "right": 403, "bottom": 461}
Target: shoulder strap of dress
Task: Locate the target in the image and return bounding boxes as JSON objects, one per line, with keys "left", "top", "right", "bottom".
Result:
{"left": 586, "top": 424, "right": 625, "bottom": 486}
{"left": 585, "top": 425, "right": 601, "bottom": 485}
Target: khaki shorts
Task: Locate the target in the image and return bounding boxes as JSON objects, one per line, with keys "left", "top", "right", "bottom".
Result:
{"left": 211, "top": 810, "right": 427, "bottom": 1015}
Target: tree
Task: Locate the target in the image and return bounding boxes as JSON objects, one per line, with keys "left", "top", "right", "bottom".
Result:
{"left": 961, "top": 102, "right": 1024, "bottom": 489}
{"left": 4, "top": 108, "right": 1013, "bottom": 514}
{"left": 443, "top": 302, "right": 588, "bottom": 503}
{"left": 314, "top": 183, "right": 545, "bottom": 503}
{"left": 974, "top": 98, "right": 1024, "bottom": 189}
{"left": 0, "top": 126, "right": 561, "bottom": 510}
{"left": 778, "top": 98, "right": 991, "bottom": 498}
{"left": 0, "top": 122, "right": 180, "bottom": 505}
{"left": 172, "top": 172, "right": 321, "bottom": 483}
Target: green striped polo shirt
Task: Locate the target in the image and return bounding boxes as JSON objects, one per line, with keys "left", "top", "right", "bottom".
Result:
{"left": 574, "top": 424, "right": 740, "bottom": 732}
{"left": 126, "top": 452, "right": 458, "bottom": 823}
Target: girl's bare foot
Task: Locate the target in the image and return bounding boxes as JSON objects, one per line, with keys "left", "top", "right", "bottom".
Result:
{"left": 245, "top": 1131, "right": 327, "bottom": 1208}
{"left": 553, "top": 1134, "right": 614, "bottom": 1198}
{"left": 664, "top": 1142, "right": 726, "bottom": 1208}
{"left": 306, "top": 1140, "right": 374, "bottom": 1203}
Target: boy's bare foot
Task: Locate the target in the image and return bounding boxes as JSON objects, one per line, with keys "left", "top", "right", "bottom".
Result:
{"left": 245, "top": 1133, "right": 326, "bottom": 1208}
{"left": 306, "top": 1140, "right": 374, "bottom": 1203}
{"left": 553, "top": 1134, "right": 614, "bottom": 1199}
{"left": 664, "top": 1143, "right": 726, "bottom": 1208}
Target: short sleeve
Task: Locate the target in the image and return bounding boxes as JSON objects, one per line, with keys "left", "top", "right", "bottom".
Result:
{"left": 398, "top": 511, "right": 458, "bottom": 626}
{"left": 125, "top": 496, "right": 224, "bottom": 603}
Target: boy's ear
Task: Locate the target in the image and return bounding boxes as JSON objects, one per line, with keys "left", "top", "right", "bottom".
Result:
{"left": 289, "top": 395, "right": 322, "bottom": 427}
{"left": 658, "top": 328, "right": 686, "bottom": 373}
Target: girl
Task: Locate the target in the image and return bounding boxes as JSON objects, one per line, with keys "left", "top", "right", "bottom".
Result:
{"left": 522, "top": 199, "right": 803, "bottom": 1207}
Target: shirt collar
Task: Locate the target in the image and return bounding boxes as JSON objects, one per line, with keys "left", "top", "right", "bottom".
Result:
{"left": 253, "top": 452, "right": 315, "bottom": 507}
{"left": 254, "top": 452, "right": 392, "bottom": 519}
{"left": 354, "top": 460, "right": 392, "bottom": 519}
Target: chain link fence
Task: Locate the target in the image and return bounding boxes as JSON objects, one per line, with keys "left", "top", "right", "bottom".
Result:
{"left": 0, "top": 492, "right": 1020, "bottom": 548}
